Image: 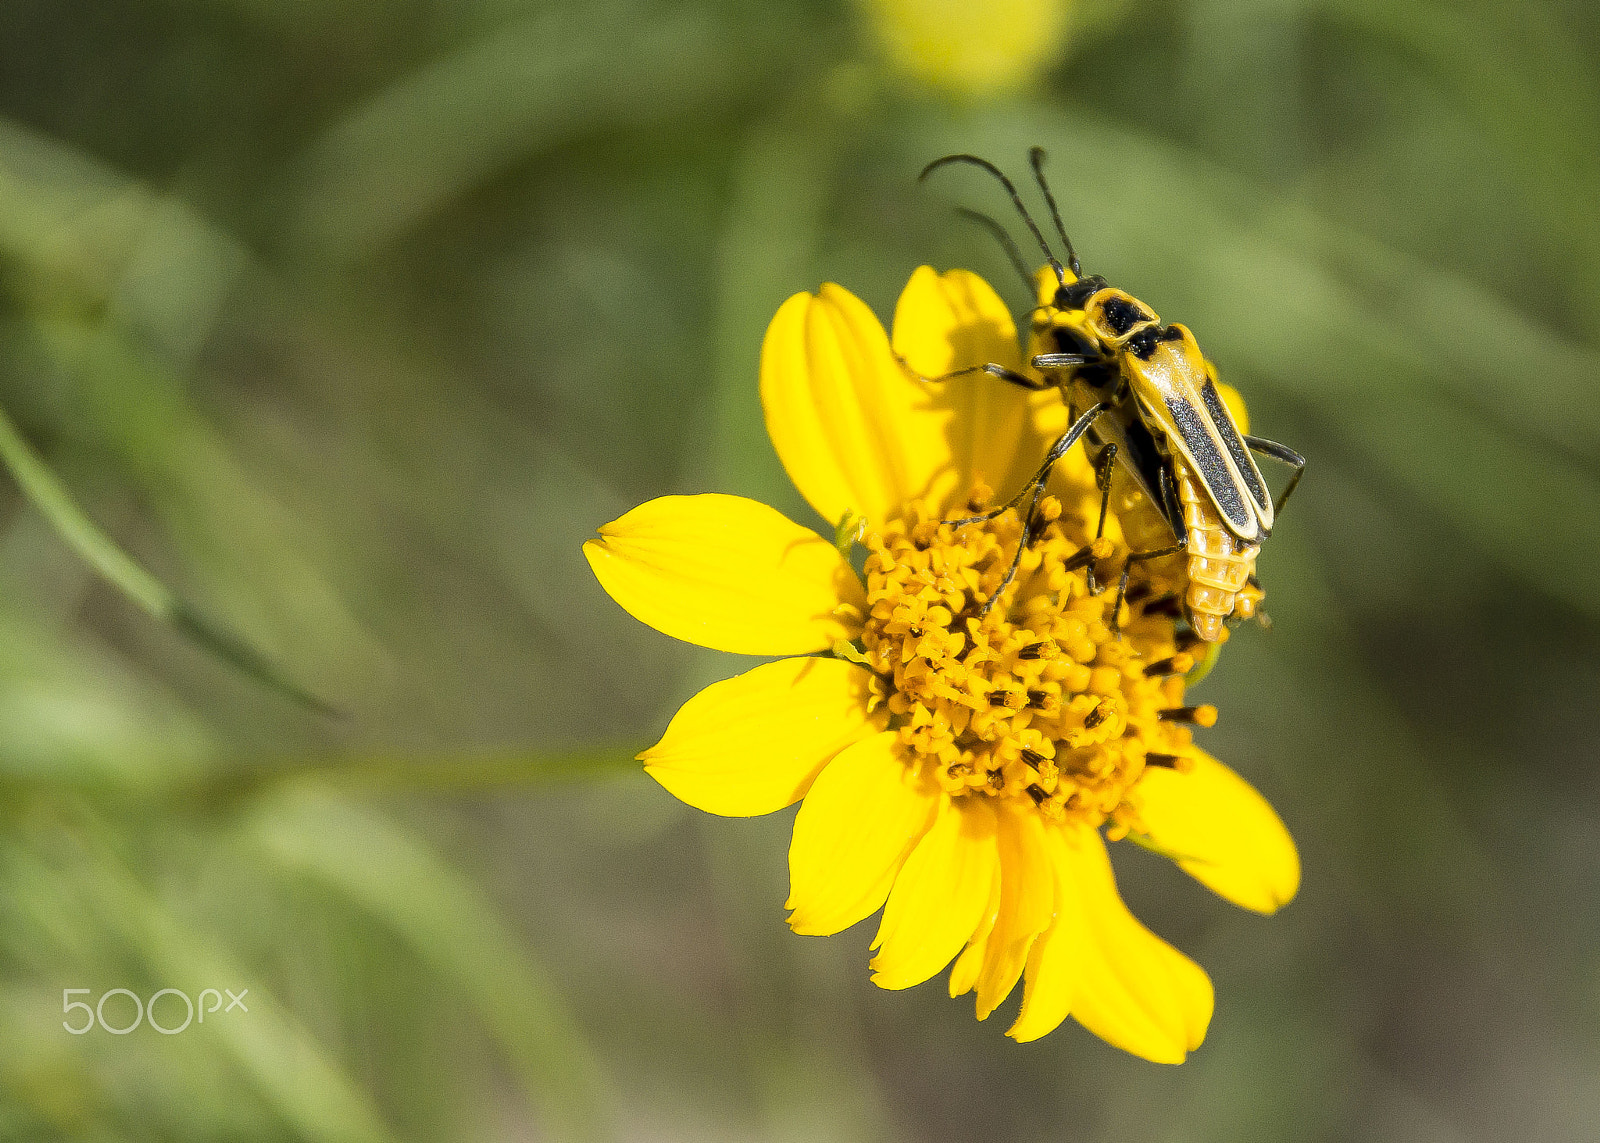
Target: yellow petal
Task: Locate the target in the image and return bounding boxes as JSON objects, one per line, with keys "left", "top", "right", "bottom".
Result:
{"left": 760, "top": 285, "right": 952, "bottom": 528}
{"left": 890, "top": 266, "right": 1064, "bottom": 512}
{"left": 948, "top": 867, "right": 1002, "bottom": 1000}
{"left": 973, "top": 803, "right": 1055, "bottom": 1018}
{"left": 870, "top": 796, "right": 999, "bottom": 990}
{"left": 786, "top": 732, "right": 938, "bottom": 935}
{"left": 640, "top": 657, "right": 879, "bottom": 816}
{"left": 892, "top": 267, "right": 1022, "bottom": 380}
{"left": 1135, "top": 750, "right": 1300, "bottom": 914}
{"left": 1006, "top": 823, "right": 1087, "bottom": 1043}
{"left": 584, "top": 494, "right": 865, "bottom": 655}
{"left": 1153, "top": 937, "right": 1215, "bottom": 1056}
{"left": 1064, "top": 827, "right": 1212, "bottom": 1062}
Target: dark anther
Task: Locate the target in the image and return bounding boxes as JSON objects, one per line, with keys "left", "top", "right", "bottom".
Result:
{"left": 988, "top": 769, "right": 1005, "bottom": 791}
{"left": 1123, "top": 582, "right": 1154, "bottom": 605}
{"left": 1017, "top": 641, "right": 1051, "bottom": 660}
{"left": 1083, "top": 704, "right": 1108, "bottom": 729}
{"left": 1144, "top": 752, "right": 1182, "bottom": 768}
{"left": 1026, "top": 783, "right": 1049, "bottom": 806}
{"left": 1141, "top": 594, "right": 1183, "bottom": 618}
{"left": 1142, "top": 656, "right": 1190, "bottom": 677}
{"left": 1027, "top": 689, "right": 1055, "bottom": 709}
{"left": 1061, "top": 545, "right": 1098, "bottom": 572}
{"left": 1020, "top": 748, "right": 1047, "bottom": 769}
{"left": 1158, "top": 705, "right": 1217, "bottom": 726}
{"left": 1175, "top": 631, "right": 1205, "bottom": 653}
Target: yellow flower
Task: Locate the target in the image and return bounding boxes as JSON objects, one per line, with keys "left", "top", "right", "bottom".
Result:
{"left": 584, "top": 267, "right": 1299, "bottom": 1062}
{"left": 856, "top": 0, "right": 1075, "bottom": 98}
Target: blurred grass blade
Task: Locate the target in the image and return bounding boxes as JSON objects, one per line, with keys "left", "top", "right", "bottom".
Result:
{"left": 0, "top": 400, "right": 338, "bottom": 714}
{"left": 250, "top": 790, "right": 612, "bottom": 1141}
{"left": 0, "top": 400, "right": 167, "bottom": 615}
{"left": 66, "top": 827, "right": 401, "bottom": 1143}
{"left": 279, "top": 5, "right": 738, "bottom": 264}
{"left": 1326, "top": 0, "right": 1600, "bottom": 332}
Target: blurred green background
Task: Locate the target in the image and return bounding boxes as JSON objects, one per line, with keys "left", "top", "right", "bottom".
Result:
{"left": 2, "top": 0, "right": 1598, "bottom": 1139}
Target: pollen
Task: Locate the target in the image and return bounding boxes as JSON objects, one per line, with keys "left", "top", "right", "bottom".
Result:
{"left": 858, "top": 488, "right": 1204, "bottom": 837}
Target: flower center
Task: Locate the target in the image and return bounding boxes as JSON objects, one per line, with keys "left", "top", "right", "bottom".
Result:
{"left": 857, "top": 487, "right": 1210, "bottom": 836}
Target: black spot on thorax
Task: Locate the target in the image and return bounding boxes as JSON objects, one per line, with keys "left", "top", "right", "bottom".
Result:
{"left": 1101, "top": 296, "right": 1152, "bottom": 336}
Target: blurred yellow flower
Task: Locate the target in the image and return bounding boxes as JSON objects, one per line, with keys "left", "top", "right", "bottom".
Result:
{"left": 584, "top": 267, "right": 1298, "bottom": 1061}
{"left": 857, "top": 0, "right": 1074, "bottom": 97}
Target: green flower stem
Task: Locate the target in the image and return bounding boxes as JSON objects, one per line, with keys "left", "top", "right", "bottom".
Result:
{"left": 0, "top": 400, "right": 338, "bottom": 714}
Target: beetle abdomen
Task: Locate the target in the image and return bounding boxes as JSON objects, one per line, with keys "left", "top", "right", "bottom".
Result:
{"left": 1175, "top": 465, "right": 1259, "bottom": 642}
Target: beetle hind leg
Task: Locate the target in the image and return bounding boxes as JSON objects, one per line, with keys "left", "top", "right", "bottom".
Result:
{"left": 1110, "top": 544, "right": 1185, "bottom": 638}
{"left": 1244, "top": 434, "right": 1306, "bottom": 518}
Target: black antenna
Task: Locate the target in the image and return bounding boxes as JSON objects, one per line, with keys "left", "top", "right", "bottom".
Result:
{"left": 1029, "top": 147, "right": 1080, "bottom": 278}
{"left": 921, "top": 153, "right": 1066, "bottom": 286}
{"left": 955, "top": 207, "right": 1034, "bottom": 296}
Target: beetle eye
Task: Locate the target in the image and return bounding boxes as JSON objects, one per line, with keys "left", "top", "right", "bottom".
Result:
{"left": 1053, "top": 276, "right": 1104, "bottom": 310}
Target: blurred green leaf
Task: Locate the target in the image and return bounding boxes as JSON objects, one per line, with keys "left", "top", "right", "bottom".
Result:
{"left": 248, "top": 789, "right": 612, "bottom": 1141}
{"left": 0, "top": 397, "right": 338, "bottom": 714}
{"left": 39, "top": 819, "right": 401, "bottom": 1143}
{"left": 1326, "top": 0, "right": 1600, "bottom": 331}
{"left": 277, "top": 4, "right": 745, "bottom": 265}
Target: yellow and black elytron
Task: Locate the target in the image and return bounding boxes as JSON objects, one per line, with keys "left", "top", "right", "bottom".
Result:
{"left": 921, "top": 149, "right": 1304, "bottom": 641}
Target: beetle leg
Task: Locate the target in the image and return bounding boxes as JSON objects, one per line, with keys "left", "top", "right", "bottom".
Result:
{"left": 1030, "top": 351, "right": 1114, "bottom": 370}
{"left": 1244, "top": 434, "right": 1306, "bottom": 518}
{"left": 977, "top": 481, "right": 1047, "bottom": 617}
{"left": 1082, "top": 442, "right": 1118, "bottom": 594}
{"left": 1158, "top": 464, "right": 1188, "bottom": 547}
{"left": 895, "top": 354, "right": 1052, "bottom": 391}
{"left": 946, "top": 402, "right": 1109, "bottom": 528}
{"left": 1110, "top": 543, "right": 1185, "bottom": 638}
{"left": 1093, "top": 443, "right": 1118, "bottom": 540}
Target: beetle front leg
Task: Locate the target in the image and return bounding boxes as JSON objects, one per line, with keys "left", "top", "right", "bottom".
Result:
{"left": 895, "top": 355, "right": 1052, "bottom": 391}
